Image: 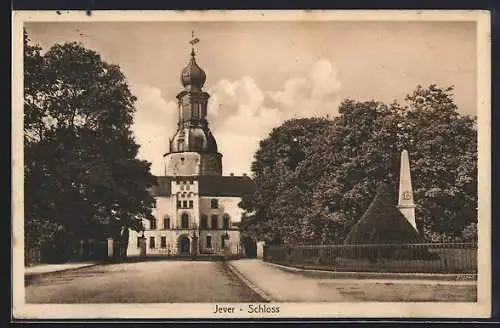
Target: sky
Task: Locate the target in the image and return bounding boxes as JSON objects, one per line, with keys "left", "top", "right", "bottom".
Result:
{"left": 24, "top": 20, "right": 477, "bottom": 176}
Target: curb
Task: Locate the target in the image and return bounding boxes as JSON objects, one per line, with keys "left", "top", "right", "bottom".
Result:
{"left": 263, "top": 261, "right": 478, "bottom": 282}
{"left": 224, "top": 261, "right": 276, "bottom": 303}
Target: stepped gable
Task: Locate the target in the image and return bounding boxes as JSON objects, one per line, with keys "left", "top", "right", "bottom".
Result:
{"left": 344, "top": 183, "right": 422, "bottom": 245}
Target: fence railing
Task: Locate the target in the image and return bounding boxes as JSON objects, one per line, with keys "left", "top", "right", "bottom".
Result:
{"left": 26, "top": 240, "right": 110, "bottom": 265}
{"left": 263, "top": 243, "right": 477, "bottom": 274}
{"left": 148, "top": 242, "right": 244, "bottom": 259}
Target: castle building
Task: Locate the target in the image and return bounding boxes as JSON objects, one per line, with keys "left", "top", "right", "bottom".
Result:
{"left": 126, "top": 44, "right": 255, "bottom": 258}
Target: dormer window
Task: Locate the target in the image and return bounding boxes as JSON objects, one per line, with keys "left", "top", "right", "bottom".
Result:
{"left": 211, "top": 199, "right": 218, "bottom": 209}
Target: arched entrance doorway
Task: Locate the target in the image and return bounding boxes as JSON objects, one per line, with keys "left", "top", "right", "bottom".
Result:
{"left": 178, "top": 235, "right": 190, "bottom": 255}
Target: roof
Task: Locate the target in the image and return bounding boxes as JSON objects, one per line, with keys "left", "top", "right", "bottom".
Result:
{"left": 180, "top": 52, "right": 206, "bottom": 88}
{"left": 150, "top": 175, "right": 256, "bottom": 198}
{"left": 150, "top": 176, "right": 173, "bottom": 196}
{"left": 198, "top": 175, "right": 256, "bottom": 197}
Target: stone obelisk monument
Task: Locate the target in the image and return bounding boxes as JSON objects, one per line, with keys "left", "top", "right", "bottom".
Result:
{"left": 397, "top": 149, "right": 418, "bottom": 231}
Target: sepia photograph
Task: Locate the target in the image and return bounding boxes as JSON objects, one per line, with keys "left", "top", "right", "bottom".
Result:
{"left": 12, "top": 10, "right": 491, "bottom": 319}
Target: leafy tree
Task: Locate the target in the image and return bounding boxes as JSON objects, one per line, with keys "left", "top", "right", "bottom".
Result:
{"left": 241, "top": 85, "right": 477, "bottom": 245}
{"left": 239, "top": 117, "right": 333, "bottom": 245}
{"left": 24, "top": 31, "right": 156, "bottom": 260}
{"left": 24, "top": 30, "right": 62, "bottom": 263}
{"left": 398, "top": 85, "right": 477, "bottom": 242}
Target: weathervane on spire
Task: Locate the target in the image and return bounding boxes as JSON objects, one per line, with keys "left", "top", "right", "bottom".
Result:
{"left": 190, "top": 30, "right": 200, "bottom": 57}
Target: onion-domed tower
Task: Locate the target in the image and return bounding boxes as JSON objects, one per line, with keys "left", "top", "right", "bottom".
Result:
{"left": 163, "top": 43, "right": 222, "bottom": 176}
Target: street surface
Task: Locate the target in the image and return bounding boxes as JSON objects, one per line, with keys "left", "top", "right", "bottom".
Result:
{"left": 25, "top": 259, "right": 477, "bottom": 303}
{"left": 26, "top": 260, "right": 265, "bottom": 303}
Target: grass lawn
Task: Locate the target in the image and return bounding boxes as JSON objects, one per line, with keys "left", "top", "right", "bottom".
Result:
{"left": 329, "top": 281, "right": 477, "bottom": 302}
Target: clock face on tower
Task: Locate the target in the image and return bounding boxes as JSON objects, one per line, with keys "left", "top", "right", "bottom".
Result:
{"left": 403, "top": 190, "right": 411, "bottom": 200}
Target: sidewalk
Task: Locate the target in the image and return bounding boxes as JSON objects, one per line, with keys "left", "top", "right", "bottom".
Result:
{"left": 25, "top": 262, "right": 98, "bottom": 277}
{"left": 228, "top": 259, "right": 345, "bottom": 302}
{"left": 227, "top": 259, "right": 477, "bottom": 302}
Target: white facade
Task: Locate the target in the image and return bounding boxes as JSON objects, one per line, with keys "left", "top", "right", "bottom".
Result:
{"left": 127, "top": 177, "right": 245, "bottom": 257}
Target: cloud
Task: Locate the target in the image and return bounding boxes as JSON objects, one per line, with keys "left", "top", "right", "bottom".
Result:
{"left": 131, "top": 58, "right": 342, "bottom": 176}
{"left": 208, "top": 76, "right": 264, "bottom": 120}
{"left": 206, "top": 58, "right": 341, "bottom": 175}
{"left": 267, "top": 58, "right": 342, "bottom": 117}
{"left": 131, "top": 84, "right": 177, "bottom": 175}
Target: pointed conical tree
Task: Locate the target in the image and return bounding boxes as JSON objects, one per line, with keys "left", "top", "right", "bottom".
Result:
{"left": 343, "top": 183, "right": 435, "bottom": 260}
{"left": 344, "top": 183, "right": 421, "bottom": 244}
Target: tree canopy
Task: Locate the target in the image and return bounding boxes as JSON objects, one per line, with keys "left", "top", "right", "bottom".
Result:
{"left": 24, "top": 30, "right": 157, "bottom": 259}
{"left": 240, "top": 85, "right": 477, "bottom": 245}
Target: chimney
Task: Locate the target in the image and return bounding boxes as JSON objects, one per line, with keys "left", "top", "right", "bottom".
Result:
{"left": 230, "top": 173, "right": 234, "bottom": 176}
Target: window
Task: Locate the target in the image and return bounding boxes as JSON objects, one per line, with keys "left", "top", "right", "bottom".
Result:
{"left": 163, "top": 216, "right": 170, "bottom": 229}
{"left": 182, "top": 200, "right": 188, "bottom": 208}
{"left": 200, "top": 215, "right": 208, "bottom": 229}
{"left": 161, "top": 236, "right": 167, "bottom": 248}
{"left": 211, "top": 215, "right": 218, "bottom": 229}
{"left": 177, "top": 139, "right": 183, "bottom": 151}
{"left": 206, "top": 236, "right": 212, "bottom": 249}
{"left": 186, "top": 184, "right": 190, "bottom": 191}
{"left": 149, "top": 236, "right": 155, "bottom": 249}
{"left": 189, "top": 200, "right": 194, "bottom": 208}
{"left": 190, "top": 179, "right": 194, "bottom": 185}
{"left": 211, "top": 199, "right": 219, "bottom": 209}
{"left": 221, "top": 235, "right": 225, "bottom": 248}
{"left": 181, "top": 213, "right": 189, "bottom": 229}
{"left": 180, "top": 183, "right": 185, "bottom": 191}
{"left": 177, "top": 200, "right": 182, "bottom": 208}
{"left": 150, "top": 218, "right": 157, "bottom": 230}
{"left": 137, "top": 237, "right": 142, "bottom": 248}
{"left": 223, "top": 214, "right": 230, "bottom": 230}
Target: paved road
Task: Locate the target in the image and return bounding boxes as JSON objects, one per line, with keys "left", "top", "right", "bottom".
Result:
{"left": 26, "top": 260, "right": 265, "bottom": 303}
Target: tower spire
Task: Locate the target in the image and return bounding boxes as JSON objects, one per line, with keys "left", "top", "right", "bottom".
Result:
{"left": 189, "top": 30, "right": 200, "bottom": 57}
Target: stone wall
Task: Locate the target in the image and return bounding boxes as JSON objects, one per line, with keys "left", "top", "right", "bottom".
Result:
{"left": 164, "top": 152, "right": 201, "bottom": 176}
{"left": 164, "top": 152, "right": 222, "bottom": 176}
